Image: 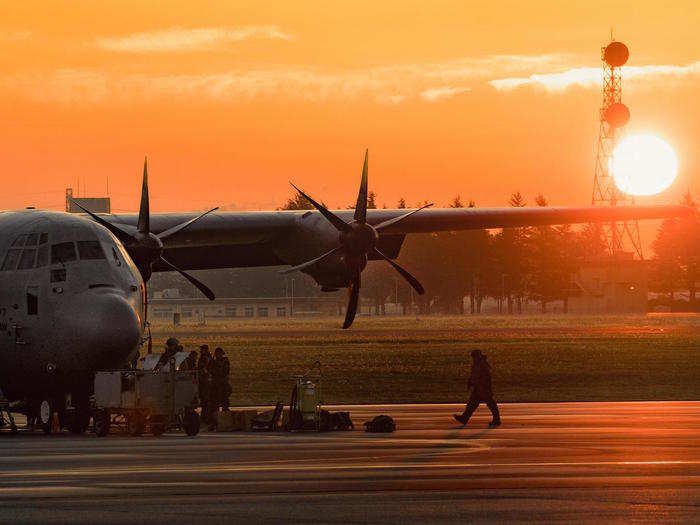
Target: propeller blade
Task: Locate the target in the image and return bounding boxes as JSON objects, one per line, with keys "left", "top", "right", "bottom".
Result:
{"left": 374, "top": 203, "right": 434, "bottom": 232}
{"left": 71, "top": 200, "right": 134, "bottom": 245}
{"left": 159, "top": 256, "right": 215, "bottom": 301}
{"left": 137, "top": 157, "right": 150, "bottom": 234}
{"left": 342, "top": 269, "right": 361, "bottom": 329}
{"left": 279, "top": 245, "right": 343, "bottom": 275}
{"left": 373, "top": 248, "right": 425, "bottom": 295}
{"left": 289, "top": 182, "right": 351, "bottom": 233}
{"left": 353, "top": 149, "right": 369, "bottom": 223}
{"left": 157, "top": 207, "right": 219, "bottom": 241}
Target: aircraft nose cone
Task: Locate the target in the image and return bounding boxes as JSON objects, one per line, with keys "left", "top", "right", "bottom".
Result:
{"left": 89, "top": 293, "right": 141, "bottom": 367}
{"left": 60, "top": 292, "right": 141, "bottom": 370}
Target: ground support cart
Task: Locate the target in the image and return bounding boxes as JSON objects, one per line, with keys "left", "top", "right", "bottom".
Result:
{"left": 93, "top": 352, "right": 200, "bottom": 437}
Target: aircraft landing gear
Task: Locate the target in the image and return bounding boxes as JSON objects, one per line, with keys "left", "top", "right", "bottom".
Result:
{"left": 65, "top": 395, "right": 91, "bottom": 435}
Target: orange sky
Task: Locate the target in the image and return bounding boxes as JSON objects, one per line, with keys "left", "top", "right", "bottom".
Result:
{"left": 1, "top": 0, "right": 698, "bottom": 225}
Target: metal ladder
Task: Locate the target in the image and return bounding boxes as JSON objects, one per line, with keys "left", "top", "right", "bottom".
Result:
{"left": 0, "top": 388, "right": 17, "bottom": 434}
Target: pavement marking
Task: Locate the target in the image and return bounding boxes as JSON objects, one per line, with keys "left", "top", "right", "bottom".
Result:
{"left": 0, "top": 460, "right": 696, "bottom": 478}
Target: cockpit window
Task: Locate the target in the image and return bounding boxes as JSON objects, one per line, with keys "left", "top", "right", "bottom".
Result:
{"left": 51, "top": 242, "right": 77, "bottom": 264}
{"left": 77, "top": 240, "right": 106, "bottom": 260}
{"left": 12, "top": 234, "right": 27, "bottom": 247}
{"left": 25, "top": 233, "right": 39, "bottom": 246}
{"left": 36, "top": 245, "right": 48, "bottom": 267}
{"left": 1, "top": 249, "right": 21, "bottom": 271}
{"left": 39, "top": 233, "right": 48, "bottom": 245}
{"left": 18, "top": 249, "right": 36, "bottom": 270}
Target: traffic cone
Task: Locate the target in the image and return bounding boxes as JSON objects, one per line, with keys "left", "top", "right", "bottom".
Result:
{"left": 51, "top": 411, "right": 60, "bottom": 434}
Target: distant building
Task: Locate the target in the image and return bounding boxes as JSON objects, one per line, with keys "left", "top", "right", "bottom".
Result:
{"left": 148, "top": 296, "right": 344, "bottom": 323}
{"left": 568, "top": 254, "right": 648, "bottom": 313}
{"left": 66, "top": 188, "right": 110, "bottom": 214}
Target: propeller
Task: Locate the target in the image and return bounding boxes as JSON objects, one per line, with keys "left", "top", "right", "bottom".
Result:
{"left": 281, "top": 150, "right": 432, "bottom": 328}
{"left": 72, "top": 157, "right": 217, "bottom": 301}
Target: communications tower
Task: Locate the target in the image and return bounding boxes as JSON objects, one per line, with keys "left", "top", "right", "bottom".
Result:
{"left": 591, "top": 38, "right": 643, "bottom": 259}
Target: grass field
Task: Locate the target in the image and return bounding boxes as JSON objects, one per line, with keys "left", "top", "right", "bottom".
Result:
{"left": 150, "top": 314, "right": 699, "bottom": 405}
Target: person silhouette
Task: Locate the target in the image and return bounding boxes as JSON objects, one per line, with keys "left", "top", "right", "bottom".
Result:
{"left": 454, "top": 349, "right": 501, "bottom": 427}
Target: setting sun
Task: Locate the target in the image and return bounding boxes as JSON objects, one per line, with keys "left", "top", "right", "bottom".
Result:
{"left": 613, "top": 134, "right": 679, "bottom": 196}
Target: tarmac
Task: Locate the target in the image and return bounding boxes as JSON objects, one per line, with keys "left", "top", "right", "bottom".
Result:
{"left": 0, "top": 402, "right": 698, "bottom": 523}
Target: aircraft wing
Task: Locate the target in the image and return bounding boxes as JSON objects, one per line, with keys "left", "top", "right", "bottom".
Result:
{"left": 103, "top": 204, "right": 691, "bottom": 271}
{"left": 362, "top": 204, "right": 692, "bottom": 233}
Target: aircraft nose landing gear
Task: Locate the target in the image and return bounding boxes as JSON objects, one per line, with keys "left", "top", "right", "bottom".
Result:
{"left": 65, "top": 395, "right": 91, "bottom": 435}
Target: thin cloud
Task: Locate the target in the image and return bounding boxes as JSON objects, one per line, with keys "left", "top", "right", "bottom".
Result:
{"left": 0, "top": 31, "right": 31, "bottom": 41}
{"left": 490, "top": 62, "right": 700, "bottom": 92}
{"left": 0, "top": 55, "right": 550, "bottom": 105}
{"left": 96, "top": 26, "right": 292, "bottom": 52}
{"left": 420, "top": 86, "right": 471, "bottom": 102}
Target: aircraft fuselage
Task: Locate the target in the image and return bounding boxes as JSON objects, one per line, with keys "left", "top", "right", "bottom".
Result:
{"left": 0, "top": 210, "right": 144, "bottom": 402}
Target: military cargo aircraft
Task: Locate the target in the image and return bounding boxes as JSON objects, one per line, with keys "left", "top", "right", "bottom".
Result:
{"left": 0, "top": 152, "right": 690, "bottom": 434}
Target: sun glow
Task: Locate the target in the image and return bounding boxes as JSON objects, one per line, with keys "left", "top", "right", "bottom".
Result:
{"left": 613, "top": 134, "right": 679, "bottom": 196}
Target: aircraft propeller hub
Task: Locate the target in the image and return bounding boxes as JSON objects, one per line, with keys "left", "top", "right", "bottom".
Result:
{"left": 341, "top": 222, "right": 378, "bottom": 255}
{"left": 132, "top": 231, "right": 163, "bottom": 253}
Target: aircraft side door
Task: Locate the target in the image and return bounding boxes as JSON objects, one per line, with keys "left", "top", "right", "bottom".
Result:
{"left": 16, "top": 284, "right": 41, "bottom": 347}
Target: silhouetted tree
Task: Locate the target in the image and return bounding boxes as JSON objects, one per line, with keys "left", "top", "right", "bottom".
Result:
{"left": 278, "top": 192, "right": 315, "bottom": 211}
{"left": 650, "top": 191, "right": 699, "bottom": 308}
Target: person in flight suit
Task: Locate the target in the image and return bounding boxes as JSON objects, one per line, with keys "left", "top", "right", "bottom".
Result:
{"left": 197, "top": 345, "right": 213, "bottom": 423}
{"left": 209, "top": 347, "right": 231, "bottom": 415}
{"left": 454, "top": 349, "right": 501, "bottom": 427}
{"left": 181, "top": 350, "right": 198, "bottom": 371}
{"left": 154, "top": 337, "right": 180, "bottom": 372}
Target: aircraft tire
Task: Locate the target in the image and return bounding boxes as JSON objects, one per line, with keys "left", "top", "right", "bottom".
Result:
{"left": 67, "top": 408, "right": 91, "bottom": 435}
{"left": 183, "top": 410, "right": 200, "bottom": 437}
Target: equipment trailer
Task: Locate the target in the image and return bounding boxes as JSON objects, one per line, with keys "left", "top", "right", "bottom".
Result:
{"left": 93, "top": 352, "right": 200, "bottom": 437}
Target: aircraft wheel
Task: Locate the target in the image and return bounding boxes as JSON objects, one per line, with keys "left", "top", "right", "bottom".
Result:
{"left": 150, "top": 415, "right": 166, "bottom": 436}
{"left": 127, "top": 413, "right": 145, "bottom": 437}
{"left": 183, "top": 410, "right": 200, "bottom": 436}
{"left": 68, "top": 395, "right": 91, "bottom": 434}
{"left": 67, "top": 410, "right": 90, "bottom": 434}
{"left": 94, "top": 409, "right": 111, "bottom": 437}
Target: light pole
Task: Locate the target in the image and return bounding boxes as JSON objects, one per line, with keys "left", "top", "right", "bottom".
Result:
{"left": 290, "top": 278, "right": 295, "bottom": 318}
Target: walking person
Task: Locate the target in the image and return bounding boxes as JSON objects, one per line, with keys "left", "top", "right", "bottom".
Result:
{"left": 454, "top": 349, "right": 501, "bottom": 427}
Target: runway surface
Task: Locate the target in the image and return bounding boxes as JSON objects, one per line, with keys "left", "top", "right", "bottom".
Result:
{"left": 1, "top": 402, "right": 698, "bottom": 523}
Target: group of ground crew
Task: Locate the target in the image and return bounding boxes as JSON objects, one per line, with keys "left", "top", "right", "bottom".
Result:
{"left": 159, "top": 338, "right": 232, "bottom": 429}
{"left": 154, "top": 338, "right": 500, "bottom": 430}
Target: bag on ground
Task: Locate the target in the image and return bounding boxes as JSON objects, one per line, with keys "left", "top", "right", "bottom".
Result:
{"left": 364, "top": 415, "right": 395, "bottom": 433}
